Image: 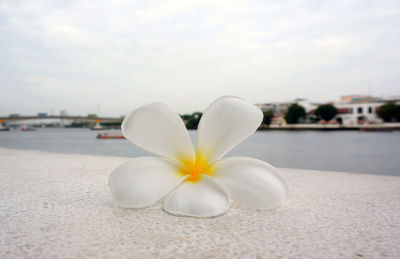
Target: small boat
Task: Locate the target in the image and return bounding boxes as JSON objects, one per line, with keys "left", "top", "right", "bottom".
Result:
{"left": 21, "top": 125, "right": 36, "bottom": 131}
{"left": 96, "top": 133, "right": 125, "bottom": 139}
{"left": 0, "top": 120, "right": 9, "bottom": 131}
{"left": 91, "top": 123, "right": 105, "bottom": 130}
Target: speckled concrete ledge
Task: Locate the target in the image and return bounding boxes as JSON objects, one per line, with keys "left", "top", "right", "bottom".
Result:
{"left": 0, "top": 148, "right": 399, "bottom": 258}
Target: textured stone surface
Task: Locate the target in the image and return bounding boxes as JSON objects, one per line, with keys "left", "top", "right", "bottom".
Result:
{"left": 0, "top": 148, "right": 399, "bottom": 258}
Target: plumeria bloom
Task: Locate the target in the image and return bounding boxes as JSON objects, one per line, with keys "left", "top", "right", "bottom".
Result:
{"left": 109, "top": 97, "right": 288, "bottom": 217}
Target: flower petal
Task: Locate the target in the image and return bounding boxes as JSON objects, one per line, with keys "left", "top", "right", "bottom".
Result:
{"left": 163, "top": 175, "right": 230, "bottom": 217}
{"left": 109, "top": 157, "right": 187, "bottom": 208}
{"left": 196, "top": 96, "right": 263, "bottom": 163}
{"left": 122, "top": 102, "right": 195, "bottom": 162}
{"left": 212, "top": 157, "right": 288, "bottom": 209}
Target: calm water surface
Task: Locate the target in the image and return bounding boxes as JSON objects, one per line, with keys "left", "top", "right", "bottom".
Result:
{"left": 0, "top": 128, "right": 399, "bottom": 176}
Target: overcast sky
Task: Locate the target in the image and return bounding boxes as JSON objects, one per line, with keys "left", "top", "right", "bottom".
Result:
{"left": 1, "top": 0, "right": 399, "bottom": 116}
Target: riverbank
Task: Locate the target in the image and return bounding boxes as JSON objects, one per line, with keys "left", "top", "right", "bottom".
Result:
{"left": 1, "top": 148, "right": 399, "bottom": 258}
{"left": 259, "top": 122, "right": 400, "bottom": 131}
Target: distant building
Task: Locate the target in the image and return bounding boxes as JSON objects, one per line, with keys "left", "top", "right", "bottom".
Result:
{"left": 255, "top": 102, "right": 292, "bottom": 115}
{"left": 257, "top": 95, "right": 399, "bottom": 126}
{"left": 382, "top": 95, "right": 400, "bottom": 104}
{"left": 60, "top": 110, "right": 68, "bottom": 116}
{"left": 37, "top": 112, "right": 48, "bottom": 117}
{"left": 60, "top": 110, "right": 69, "bottom": 127}
{"left": 255, "top": 98, "right": 319, "bottom": 115}
{"left": 271, "top": 115, "right": 287, "bottom": 126}
{"left": 9, "top": 113, "right": 19, "bottom": 118}
{"left": 256, "top": 98, "right": 320, "bottom": 125}
{"left": 340, "top": 95, "right": 382, "bottom": 104}
{"left": 294, "top": 98, "right": 320, "bottom": 113}
{"left": 334, "top": 97, "right": 383, "bottom": 125}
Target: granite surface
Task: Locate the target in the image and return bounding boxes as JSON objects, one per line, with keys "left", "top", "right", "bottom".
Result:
{"left": 1, "top": 148, "right": 399, "bottom": 258}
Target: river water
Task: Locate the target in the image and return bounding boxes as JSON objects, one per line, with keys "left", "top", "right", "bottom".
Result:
{"left": 0, "top": 128, "right": 399, "bottom": 176}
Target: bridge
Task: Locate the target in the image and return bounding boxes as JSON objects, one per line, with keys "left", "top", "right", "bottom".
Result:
{"left": 0, "top": 115, "right": 123, "bottom": 123}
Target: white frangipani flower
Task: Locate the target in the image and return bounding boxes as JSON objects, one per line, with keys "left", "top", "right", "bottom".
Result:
{"left": 109, "top": 97, "right": 288, "bottom": 217}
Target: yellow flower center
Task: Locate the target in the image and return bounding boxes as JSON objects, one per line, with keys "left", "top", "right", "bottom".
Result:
{"left": 179, "top": 153, "right": 213, "bottom": 182}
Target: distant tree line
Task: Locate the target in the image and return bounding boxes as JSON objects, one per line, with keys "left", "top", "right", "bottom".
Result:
{"left": 314, "top": 104, "right": 338, "bottom": 122}
{"left": 285, "top": 103, "right": 306, "bottom": 124}
{"left": 180, "top": 102, "right": 400, "bottom": 129}
{"left": 285, "top": 103, "right": 338, "bottom": 124}
{"left": 261, "top": 103, "right": 337, "bottom": 126}
{"left": 284, "top": 102, "right": 400, "bottom": 124}
{"left": 262, "top": 110, "right": 274, "bottom": 126}
{"left": 377, "top": 102, "right": 400, "bottom": 122}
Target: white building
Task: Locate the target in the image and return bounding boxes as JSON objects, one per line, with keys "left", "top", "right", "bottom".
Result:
{"left": 256, "top": 98, "right": 319, "bottom": 115}
{"left": 60, "top": 110, "right": 72, "bottom": 127}
{"left": 295, "top": 98, "right": 320, "bottom": 113}
{"left": 256, "top": 102, "right": 290, "bottom": 114}
{"left": 334, "top": 102, "right": 383, "bottom": 125}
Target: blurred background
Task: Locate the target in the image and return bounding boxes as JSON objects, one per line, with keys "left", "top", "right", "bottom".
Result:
{"left": 1, "top": 0, "right": 399, "bottom": 175}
